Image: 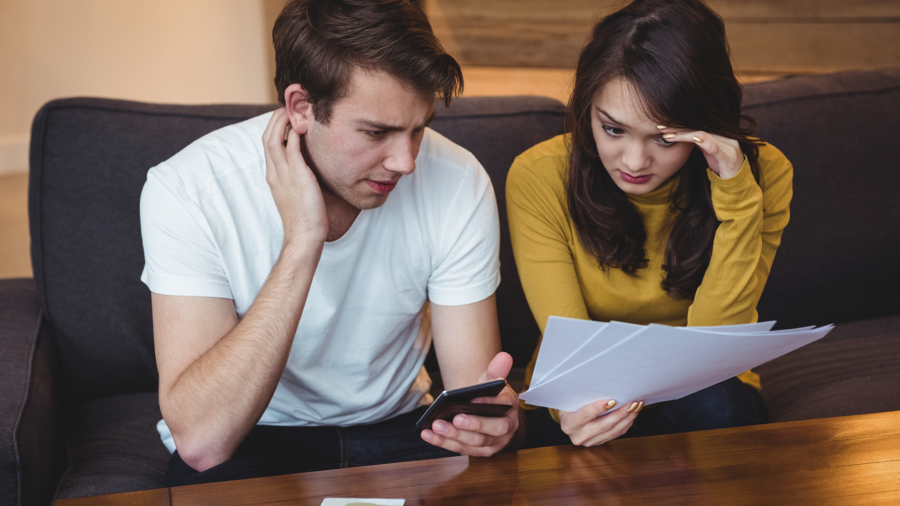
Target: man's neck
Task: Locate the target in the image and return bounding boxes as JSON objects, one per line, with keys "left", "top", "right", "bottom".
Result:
{"left": 322, "top": 191, "right": 361, "bottom": 243}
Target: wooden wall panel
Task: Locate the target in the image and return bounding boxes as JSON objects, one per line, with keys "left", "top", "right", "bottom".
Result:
{"left": 727, "top": 22, "right": 900, "bottom": 73}
{"left": 423, "top": 0, "right": 900, "bottom": 74}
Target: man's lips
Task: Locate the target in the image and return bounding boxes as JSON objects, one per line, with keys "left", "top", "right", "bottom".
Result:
{"left": 619, "top": 171, "right": 652, "bottom": 184}
{"left": 366, "top": 179, "right": 398, "bottom": 194}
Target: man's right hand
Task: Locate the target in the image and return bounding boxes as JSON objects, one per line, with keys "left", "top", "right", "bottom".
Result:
{"left": 155, "top": 110, "right": 330, "bottom": 471}
{"left": 558, "top": 399, "right": 643, "bottom": 447}
{"left": 262, "top": 108, "right": 328, "bottom": 247}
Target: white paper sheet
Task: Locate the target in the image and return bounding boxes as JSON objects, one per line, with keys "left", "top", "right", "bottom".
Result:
{"left": 519, "top": 321, "right": 833, "bottom": 414}
{"left": 530, "top": 317, "right": 607, "bottom": 387}
{"left": 531, "top": 321, "right": 642, "bottom": 388}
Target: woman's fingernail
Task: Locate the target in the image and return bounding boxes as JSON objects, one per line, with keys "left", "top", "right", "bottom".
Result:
{"left": 692, "top": 135, "right": 703, "bottom": 143}
{"left": 627, "top": 402, "right": 639, "bottom": 413}
{"left": 604, "top": 400, "right": 617, "bottom": 410}
{"left": 433, "top": 420, "right": 447, "bottom": 433}
{"left": 636, "top": 401, "right": 644, "bottom": 413}
{"left": 455, "top": 416, "right": 469, "bottom": 429}
{"left": 657, "top": 124, "right": 667, "bottom": 130}
{"left": 663, "top": 133, "right": 676, "bottom": 139}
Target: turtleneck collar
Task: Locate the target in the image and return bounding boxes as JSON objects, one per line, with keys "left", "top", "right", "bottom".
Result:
{"left": 625, "top": 171, "right": 682, "bottom": 206}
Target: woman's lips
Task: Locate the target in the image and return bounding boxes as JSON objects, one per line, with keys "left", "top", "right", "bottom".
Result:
{"left": 366, "top": 180, "right": 398, "bottom": 194}
{"left": 619, "top": 171, "right": 652, "bottom": 184}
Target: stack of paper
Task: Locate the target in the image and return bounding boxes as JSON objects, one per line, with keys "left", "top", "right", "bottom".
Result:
{"left": 518, "top": 317, "right": 833, "bottom": 414}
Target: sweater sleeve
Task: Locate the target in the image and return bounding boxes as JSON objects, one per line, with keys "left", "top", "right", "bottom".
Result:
{"left": 687, "top": 144, "right": 793, "bottom": 326}
{"left": 506, "top": 149, "right": 591, "bottom": 336}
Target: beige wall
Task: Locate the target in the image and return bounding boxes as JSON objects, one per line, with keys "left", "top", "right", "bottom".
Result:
{"left": 0, "top": 0, "right": 282, "bottom": 174}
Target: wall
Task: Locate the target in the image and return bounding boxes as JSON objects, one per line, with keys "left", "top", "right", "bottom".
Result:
{"left": 424, "top": 0, "right": 900, "bottom": 73}
{"left": 0, "top": 0, "right": 285, "bottom": 175}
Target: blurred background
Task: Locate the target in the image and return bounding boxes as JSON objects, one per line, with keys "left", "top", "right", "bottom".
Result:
{"left": 1, "top": 0, "right": 898, "bottom": 278}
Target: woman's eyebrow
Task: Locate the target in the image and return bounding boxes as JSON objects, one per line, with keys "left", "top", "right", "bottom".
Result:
{"left": 597, "top": 107, "right": 626, "bottom": 127}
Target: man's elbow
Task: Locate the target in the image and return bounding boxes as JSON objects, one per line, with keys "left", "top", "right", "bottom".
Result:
{"left": 173, "top": 431, "right": 232, "bottom": 473}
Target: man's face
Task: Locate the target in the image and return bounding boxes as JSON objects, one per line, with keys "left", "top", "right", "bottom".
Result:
{"left": 303, "top": 68, "right": 435, "bottom": 211}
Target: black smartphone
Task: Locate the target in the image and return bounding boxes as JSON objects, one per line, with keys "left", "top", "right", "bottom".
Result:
{"left": 415, "top": 379, "right": 513, "bottom": 432}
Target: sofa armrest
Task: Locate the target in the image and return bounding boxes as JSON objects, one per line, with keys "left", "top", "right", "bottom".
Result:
{"left": 0, "top": 278, "right": 63, "bottom": 506}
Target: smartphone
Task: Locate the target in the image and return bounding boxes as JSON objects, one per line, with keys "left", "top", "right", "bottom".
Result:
{"left": 415, "top": 379, "right": 513, "bottom": 432}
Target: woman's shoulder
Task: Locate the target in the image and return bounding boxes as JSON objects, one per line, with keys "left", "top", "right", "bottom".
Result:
{"left": 508, "top": 134, "right": 570, "bottom": 188}
{"left": 755, "top": 141, "right": 793, "bottom": 192}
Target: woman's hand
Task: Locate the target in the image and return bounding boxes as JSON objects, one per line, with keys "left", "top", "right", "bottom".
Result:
{"left": 262, "top": 108, "right": 329, "bottom": 247}
{"left": 559, "top": 399, "right": 643, "bottom": 447}
{"left": 657, "top": 126, "right": 745, "bottom": 180}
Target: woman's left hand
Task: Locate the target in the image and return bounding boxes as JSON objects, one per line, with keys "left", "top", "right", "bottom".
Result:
{"left": 658, "top": 126, "right": 744, "bottom": 180}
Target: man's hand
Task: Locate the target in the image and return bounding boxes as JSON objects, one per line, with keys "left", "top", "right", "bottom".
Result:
{"left": 262, "top": 107, "right": 328, "bottom": 246}
{"left": 421, "top": 352, "right": 522, "bottom": 456}
{"left": 559, "top": 398, "right": 643, "bottom": 447}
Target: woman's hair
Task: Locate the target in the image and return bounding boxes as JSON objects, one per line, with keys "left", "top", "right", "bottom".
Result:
{"left": 273, "top": 0, "right": 463, "bottom": 123}
{"left": 566, "top": 0, "right": 762, "bottom": 300}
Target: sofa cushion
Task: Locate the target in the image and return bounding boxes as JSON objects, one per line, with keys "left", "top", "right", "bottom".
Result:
{"left": 742, "top": 68, "right": 900, "bottom": 329}
{"left": 54, "top": 393, "right": 169, "bottom": 500}
{"left": 756, "top": 315, "right": 900, "bottom": 423}
{"left": 0, "top": 279, "right": 62, "bottom": 506}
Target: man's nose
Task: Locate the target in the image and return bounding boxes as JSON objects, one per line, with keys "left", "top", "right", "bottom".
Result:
{"left": 385, "top": 137, "right": 417, "bottom": 175}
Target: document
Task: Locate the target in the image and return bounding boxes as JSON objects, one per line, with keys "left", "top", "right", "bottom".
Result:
{"left": 518, "top": 317, "right": 833, "bottom": 413}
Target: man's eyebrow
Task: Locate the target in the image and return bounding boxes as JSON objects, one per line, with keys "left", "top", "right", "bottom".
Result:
{"left": 357, "top": 110, "right": 436, "bottom": 132}
{"left": 357, "top": 119, "right": 404, "bottom": 132}
{"left": 597, "top": 108, "right": 627, "bottom": 127}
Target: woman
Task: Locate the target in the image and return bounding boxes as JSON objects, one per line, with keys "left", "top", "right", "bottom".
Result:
{"left": 506, "top": 0, "right": 792, "bottom": 448}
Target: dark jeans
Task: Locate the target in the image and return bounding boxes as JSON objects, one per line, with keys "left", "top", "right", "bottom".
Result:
{"left": 166, "top": 406, "right": 456, "bottom": 486}
{"left": 524, "top": 377, "right": 769, "bottom": 448}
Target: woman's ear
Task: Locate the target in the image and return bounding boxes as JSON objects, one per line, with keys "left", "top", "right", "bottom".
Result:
{"left": 284, "top": 84, "right": 312, "bottom": 135}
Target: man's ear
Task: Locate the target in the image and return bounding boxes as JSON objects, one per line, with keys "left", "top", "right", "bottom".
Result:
{"left": 284, "top": 84, "right": 312, "bottom": 135}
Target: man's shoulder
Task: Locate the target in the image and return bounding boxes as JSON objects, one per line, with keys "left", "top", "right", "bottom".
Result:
{"left": 146, "top": 112, "right": 272, "bottom": 197}
{"left": 412, "top": 128, "right": 488, "bottom": 192}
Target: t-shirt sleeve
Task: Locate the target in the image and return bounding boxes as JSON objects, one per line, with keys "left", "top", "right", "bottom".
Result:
{"left": 139, "top": 167, "right": 233, "bottom": 299}
{"left": 426, "top": 157, "right": 501, "bottom": 306}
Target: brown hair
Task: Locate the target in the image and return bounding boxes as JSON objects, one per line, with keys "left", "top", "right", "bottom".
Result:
{"left": 566, "top": 0, "right": 762, "bottom": 300}
{"left": 272, "top": 0, "right": 463, "bottom": 123}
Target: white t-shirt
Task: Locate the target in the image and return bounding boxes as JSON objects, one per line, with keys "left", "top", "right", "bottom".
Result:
{"left": 140, "top": 112, "right": 500, "bottom": 452}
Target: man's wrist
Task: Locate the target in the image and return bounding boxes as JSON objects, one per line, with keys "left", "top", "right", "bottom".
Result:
{"left": 281, "top": 237, "right": 324, "bottom": 262}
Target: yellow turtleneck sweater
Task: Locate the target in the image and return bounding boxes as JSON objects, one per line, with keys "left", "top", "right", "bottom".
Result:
{"left": 506, "top": 134, "right": 793, "bottom": 415}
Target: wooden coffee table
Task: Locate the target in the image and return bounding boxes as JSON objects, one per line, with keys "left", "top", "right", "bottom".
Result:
{"left": 57, "top": 410, "right": 900, "bottom": 505}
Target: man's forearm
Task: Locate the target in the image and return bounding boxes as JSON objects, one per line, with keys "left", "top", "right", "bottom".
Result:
{"left": 160, "top": 242, "right": 322, "bottom": 471}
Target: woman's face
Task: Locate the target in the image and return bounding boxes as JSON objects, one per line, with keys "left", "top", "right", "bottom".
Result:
{"left": 590, "top": 77, "right": 694, "bottom": 195}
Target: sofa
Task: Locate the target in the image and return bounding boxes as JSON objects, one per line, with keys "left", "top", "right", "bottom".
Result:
{"left": 2, "top": 67, "right": 898, "bottom": 504}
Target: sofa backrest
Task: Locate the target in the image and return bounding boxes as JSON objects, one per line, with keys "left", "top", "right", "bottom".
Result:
{"left": 30, "top": 68, "right": 900, "bottom": 402}
{"left": 743, "top": 68, "right": 900, "bottom": 329}
{"left": 28, "top": 96, "right": 565, "bottom": 403}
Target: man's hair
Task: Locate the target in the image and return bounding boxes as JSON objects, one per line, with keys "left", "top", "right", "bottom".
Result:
{"left": 273, "top": 0, "right": 463, "bottom": 123}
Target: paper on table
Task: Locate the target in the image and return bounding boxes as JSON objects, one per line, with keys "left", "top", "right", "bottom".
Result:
{"left": 519, "top": 323, "right": 833, "bottom": 413}
{"left": 321, "top": 499, "right": 405, "bottom": 506}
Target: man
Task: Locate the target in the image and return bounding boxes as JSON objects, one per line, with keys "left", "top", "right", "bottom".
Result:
{"left": 139, "top": 0, "right": 522, "bottom": 486}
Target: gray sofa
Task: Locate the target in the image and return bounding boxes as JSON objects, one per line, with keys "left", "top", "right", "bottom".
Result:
{"left": 2, "top": 68, "right": 899, "bottom": 504}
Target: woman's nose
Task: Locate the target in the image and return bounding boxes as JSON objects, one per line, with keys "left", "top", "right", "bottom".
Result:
{"left": 621, "top": 141, "right": 651, "bottom": 172}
